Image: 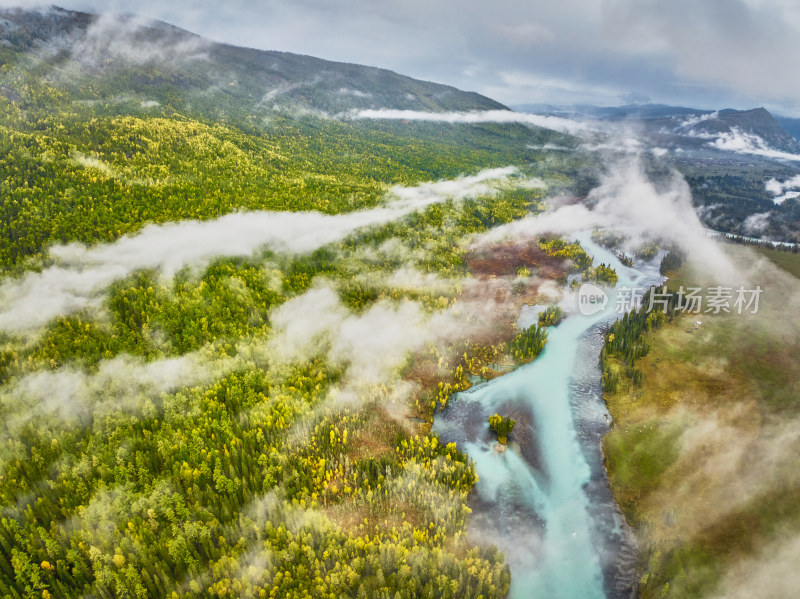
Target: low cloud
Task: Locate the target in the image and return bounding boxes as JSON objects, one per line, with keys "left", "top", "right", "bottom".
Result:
{"left": 72, "top": 152, "right": 117, "bottom": 177}
{"left": 0, "top": 168, "right": 518, "bottom": 334}
{"left": 712, "top": 535, "right": 800, "bottom": 599}
{"left": 765, "top": 175, "right": 800, "bottom": 204}
{"left": 645, "top": 404, "right": 800, "bottom": 555}
{"left": 579, "top": 136, "right": 644, "bottom": 154}
{"left": 527, "top": 143, "right": 574, "bottom": 152}
{"left": 478, "top": 201, "right": 598, "bottom": 242}
{"left": 345, "top": 109, "right": 593, "bottom": 136}
{"left": 268, "top": 284, "right": 466, "bottom": 386}
{"left": 688, "top": 127, "right": 800, "bottom": 162}
{"left": 385, "top": 268, "right": 455, "bottom": 294}
{"left": 0, "top": 350, "right": 237, "bottom": 441}
{"left": 477, "top": 155, "right": 737, "bottom": 279}
{"left": 336, "top": 87, "right": 371, "bottom": 98}
{"left": 264, "top": 279, "right": 515, "bottom": 423}
{"left": 676, "top": 111, "right": 719, "bottom": 130}
{"left": 742, "top": 212, "right": 772, "bottom": 235}
{"left": 67, "top": 13, "right": 210, "bottom": 68}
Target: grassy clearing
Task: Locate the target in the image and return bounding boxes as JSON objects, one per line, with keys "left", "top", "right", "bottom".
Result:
{"left": 603, "top": 243, "right": 800, "bottom": 598}
{"left": 751, "top": 245, "right": 800, "bottom": 279}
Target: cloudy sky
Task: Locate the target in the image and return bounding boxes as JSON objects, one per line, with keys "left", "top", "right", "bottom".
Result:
{"left": 10, "top": 0, "right": 800, "bottom": 115}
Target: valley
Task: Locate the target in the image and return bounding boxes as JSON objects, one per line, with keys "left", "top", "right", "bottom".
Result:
{"left": 0, "top": 6, "right": 798, "bottom": 599}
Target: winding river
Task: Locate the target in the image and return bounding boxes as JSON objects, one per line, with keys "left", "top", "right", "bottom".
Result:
{"left": 433, "top": 233, "right": 664, "bottom": 599}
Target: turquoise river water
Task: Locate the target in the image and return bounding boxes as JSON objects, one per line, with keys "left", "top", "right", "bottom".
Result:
{"left": 433, "top": 232, "right": 664, "bottom": 599}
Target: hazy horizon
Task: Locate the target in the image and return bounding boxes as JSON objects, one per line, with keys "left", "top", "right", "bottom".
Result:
{"left": 2, "top": 0, "right": 800, "bottom": 117}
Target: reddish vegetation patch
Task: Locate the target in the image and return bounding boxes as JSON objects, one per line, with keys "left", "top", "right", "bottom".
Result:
{"left": 404, "top": 354, "right": 445, "bottom": 396}
{"left": 325, "top": 499, "right": 424, "bottom": 536}
{"left": 348, "top": 406, "right": 405, "bottom": 461}
{"left": 459, "top": 277, "right": 535, "bottom": 323}
{"left": 402, "top": 241, "right": 572, "bottom": 422}
{"left": 466, "top": 241, "right": 570, "bottom": 280}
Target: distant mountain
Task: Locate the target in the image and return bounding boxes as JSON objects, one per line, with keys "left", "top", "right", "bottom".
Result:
{"left": 775, "top": 115, "right": 800, "bottom": 144}
{"left": 512, "top": 103, "right": 706, "bottom": 121}
{"left": 680, "top": 108, "right": 800, "bottom": 154}
{"left": 587, "top": 104, "right": 708, "bottom": 120}
{"left": 0, "top": 6, "right": 506, "bottom": 123}
{"left": 636, "top": 105, "right": 800, "bottom": 154}
{"left": 514, "top": 103, "right": 800, "bottom": 155}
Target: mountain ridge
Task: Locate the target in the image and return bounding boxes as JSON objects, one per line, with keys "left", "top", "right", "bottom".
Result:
{"left": 514, "top": 102, "right": 800, "bottom": 154}
{"left": 0, "top": 5, "right": 507, "bottom": 123}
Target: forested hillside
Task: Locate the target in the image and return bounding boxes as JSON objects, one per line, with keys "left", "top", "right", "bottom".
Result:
{"left": 0, "top": 8, "right": 582, "bottom": 599}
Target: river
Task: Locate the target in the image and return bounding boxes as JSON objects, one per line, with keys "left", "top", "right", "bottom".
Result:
{"left": 432, "top": 232, "right": 664, "bottom": 599}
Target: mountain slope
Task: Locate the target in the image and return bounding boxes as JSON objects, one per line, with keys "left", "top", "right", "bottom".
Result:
{"left": 0, "top": 7, "right": 563, "bottom": 270}
{"left": 686, "top": 107, "right": 800, "bottom": 153}
{"left": 774, "top": 114, "right": 800, "bottom": 144}
{"left": 525, "top": 103, "right": 800, "bottom": 154}
{"left": 0, "top": 6, "right": 506, "bottom": 124}
{"left": 626, "top": 106, "right": 800, "bottom": 154}
{"left": 0, "top": 7, "right": 546, "bottom": 599}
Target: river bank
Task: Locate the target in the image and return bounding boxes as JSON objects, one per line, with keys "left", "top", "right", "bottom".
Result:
{"left": 601, "top": 245, "right": 800, "bottom": 598}
{"left": 433, "top": 233, "right": 664, "bottom": 599}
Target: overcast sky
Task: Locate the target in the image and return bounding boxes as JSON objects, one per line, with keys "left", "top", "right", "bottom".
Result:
{"left": 9, "top": 0, "right": 800, "bottom": 115}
